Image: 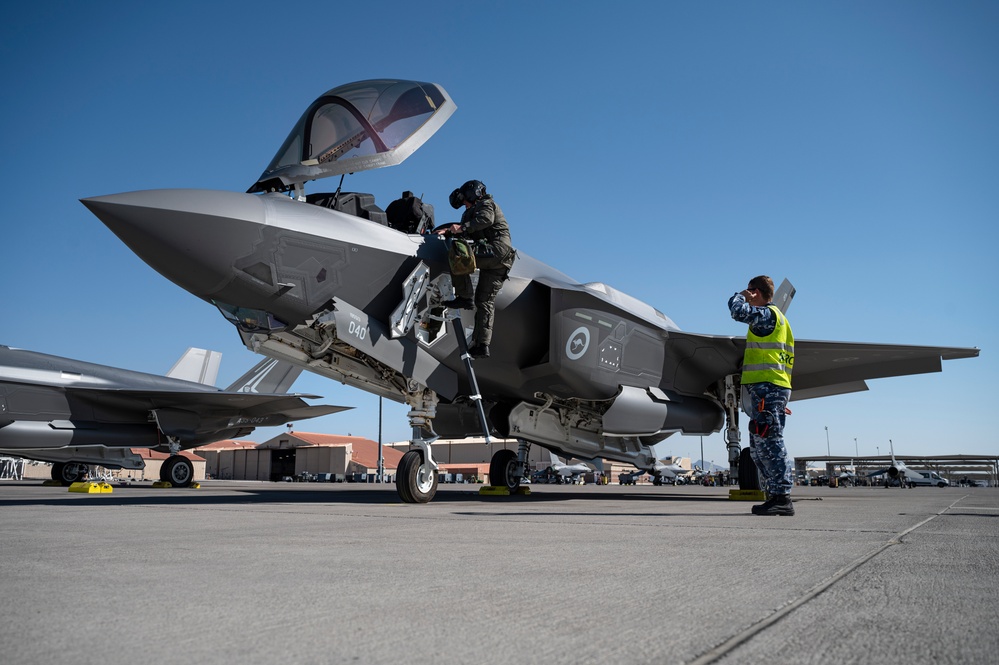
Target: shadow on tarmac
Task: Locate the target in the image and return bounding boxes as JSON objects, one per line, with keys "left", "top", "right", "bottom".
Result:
{"left": 0, "top": 481, "right": 730, "bottom": 508}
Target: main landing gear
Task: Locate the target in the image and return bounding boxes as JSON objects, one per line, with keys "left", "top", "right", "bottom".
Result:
{"left": 160, "top": 455, "right": 195, "bottom": 488}
{"left": 488, "top": 439, "right": 531, "bottom": 492}
{"left": 720, "top": 374, "right": 763, "bottom": 492}
{"left": 51, "top": 462, "right": 89, "bottom": 486}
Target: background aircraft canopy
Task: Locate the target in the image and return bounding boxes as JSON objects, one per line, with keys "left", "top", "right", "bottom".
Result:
{"left": 248, "top": 79, "right": 456, "bottom": 193}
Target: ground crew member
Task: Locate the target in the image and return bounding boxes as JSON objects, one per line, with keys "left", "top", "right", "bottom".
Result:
{"left": 435, "top": 180, "right": 514, "bottom": 359}
{"left": 729, "top": 275, "right": 795, "bottom": 516}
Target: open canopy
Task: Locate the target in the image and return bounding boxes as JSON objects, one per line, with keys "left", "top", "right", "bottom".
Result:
{"left": 248, "top": 79, "right": 456, "bottom": 193}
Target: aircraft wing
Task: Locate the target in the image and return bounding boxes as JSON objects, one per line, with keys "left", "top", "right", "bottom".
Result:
{"left": 666, "top": 332, "right": 979, "bottom": 401}
{"left": 789, "top": 340, "right": 978, "bottom": 399}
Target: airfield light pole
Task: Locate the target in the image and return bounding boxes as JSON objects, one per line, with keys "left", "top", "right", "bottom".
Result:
{"left": 854, "top": 437, "right": 858, "bottom": 458}
{"left": 825, "top": 426, "right": 831, "bottom": 456}
{"left": 700, "top": 436, "right": 704, "bottom": 473}
{"left": 377, "top": 396, "right": 384, "bottom": 483}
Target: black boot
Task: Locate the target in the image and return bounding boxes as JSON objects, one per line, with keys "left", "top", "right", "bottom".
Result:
{"left": 468, "top": 344, "right": 490, "bottom": 358}
{"left": 751, "top": 494, "right": 794, "bottom": 516}
{"left": 441, "top": 297, "right": 474, "bottom": 309}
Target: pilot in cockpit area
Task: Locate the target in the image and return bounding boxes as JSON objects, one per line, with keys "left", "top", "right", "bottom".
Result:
{"left": 435, "top": 180, "right": 515, "bottom": 359}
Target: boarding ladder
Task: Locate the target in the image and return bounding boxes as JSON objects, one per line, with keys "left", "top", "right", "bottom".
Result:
{"left": 448, "top": 313, "right": 492, "bottom": 444}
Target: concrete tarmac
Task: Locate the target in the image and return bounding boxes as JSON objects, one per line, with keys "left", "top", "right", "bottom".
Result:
{"left": 0, "top": 481, "right": 996, "bottom": 665}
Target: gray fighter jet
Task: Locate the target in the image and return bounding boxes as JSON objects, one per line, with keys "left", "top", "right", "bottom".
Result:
{"left": 81, "top": 78, "right": 979, "bottom": 502}
{"left": 544, "top": 451, "right": 595, "bottom": 483}
{"left": 0, "top": 345, "right": 347, "bottom": 486}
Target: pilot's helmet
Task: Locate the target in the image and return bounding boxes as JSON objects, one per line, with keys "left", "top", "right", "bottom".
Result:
{"left": 460, "top": 180, "right": 486, "bottom": 203}
{"left": 450, "top": 180, "right": 487, "bottom": 209}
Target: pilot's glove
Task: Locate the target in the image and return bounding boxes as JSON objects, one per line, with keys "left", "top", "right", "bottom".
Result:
{"left": 435, "top": 223, "right": 464, "bottom": 237}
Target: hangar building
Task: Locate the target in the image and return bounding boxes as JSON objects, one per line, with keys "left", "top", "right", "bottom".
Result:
{"left": 195, "top": 431, "right": 403, "bottom": 482}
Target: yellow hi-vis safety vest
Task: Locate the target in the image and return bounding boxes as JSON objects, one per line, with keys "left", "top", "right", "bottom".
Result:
{"left": 742, "top": 305, "right": 794, "bottom": 388}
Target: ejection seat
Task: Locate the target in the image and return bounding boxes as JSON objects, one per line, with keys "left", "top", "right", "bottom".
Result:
{"left": 306, "top": 191, "right": 388, "bottom": 226}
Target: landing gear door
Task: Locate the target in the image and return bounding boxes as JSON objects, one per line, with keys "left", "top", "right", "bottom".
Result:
{"left": 249, "top": 79, "right": 457, "bottom": 193}
{"left": 331, "top": 298, "right": 458, "bottom": 400}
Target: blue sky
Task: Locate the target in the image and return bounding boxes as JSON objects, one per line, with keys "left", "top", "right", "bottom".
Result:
{"left": 1, "top": 1, "right": 994, "bottom": 464}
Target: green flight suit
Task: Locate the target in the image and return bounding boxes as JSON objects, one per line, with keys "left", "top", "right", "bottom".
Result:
{"left": 452, "top": 195, "right": 515, "bottom": 347}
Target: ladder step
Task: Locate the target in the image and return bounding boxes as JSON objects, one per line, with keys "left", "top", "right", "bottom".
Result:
{"left": 450, "top": 317, "right": 491, "bottom": 443}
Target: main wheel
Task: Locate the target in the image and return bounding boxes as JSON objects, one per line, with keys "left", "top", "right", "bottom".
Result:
{"left": 160, "top": 455, "right": 194, "bottom": 487}
{"left": 489, "top": 449, "right": 520, "bottom": 491}
{"left": 396, "top": 450, "right": 438, "bottom": 503}
{"left": 738, "top": 447, "right": 762, "bottom": 491}
{"left": 51, "top": 462, "right": 88, "bottom": 486}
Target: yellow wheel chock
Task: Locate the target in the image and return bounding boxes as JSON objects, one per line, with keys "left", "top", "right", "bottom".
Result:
{"left": 729, "top": 489, "right": 765, "bottom": 501}
{"left": 479, "top": 485, "right": 531, "bottom": 496}
{"left": 68, "top": 481, "right": 113, "bottom": 494}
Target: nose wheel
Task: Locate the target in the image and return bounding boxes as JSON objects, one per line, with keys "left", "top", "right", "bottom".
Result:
{"left": 397, "top": 448, "right": 439, "bottom": 503}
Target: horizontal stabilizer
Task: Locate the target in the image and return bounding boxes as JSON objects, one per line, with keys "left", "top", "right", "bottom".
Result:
{"left": 114, "top": 390, "right": 348, "bottom": 411}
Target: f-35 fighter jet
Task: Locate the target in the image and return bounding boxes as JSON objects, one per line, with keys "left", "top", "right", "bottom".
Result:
{"left": 82, "top": 79, "right": 978, "bottom": 502}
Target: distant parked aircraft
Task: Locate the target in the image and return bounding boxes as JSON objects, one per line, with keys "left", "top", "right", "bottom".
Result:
{"left": 0, "top": 345, "right": 347, "bottom": 485}
{"left": 541, "top": 451, "right": 594, "bottom": 483}
{"left": 867, "top": 441, "right": 950, "bottom": 488}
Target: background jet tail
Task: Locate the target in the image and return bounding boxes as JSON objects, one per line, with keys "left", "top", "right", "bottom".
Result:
{"left": 166, "top": 348, "right": 222, "bottom": 385}
{"left": 773, "top": 278, "right": 796, "bottom": 314}
{"left": 225, "top": 357, "right": 304, "bottom": 394}
{"left": 886, "top": 439, "right": 906, "bottom": 479}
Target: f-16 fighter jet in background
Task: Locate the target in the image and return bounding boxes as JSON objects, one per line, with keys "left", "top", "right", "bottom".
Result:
{"left": 541, "top": 451, "right": 596, "bottom": 483}
{"left": 82, "top": 79, "right": 979, "bottom": 502}
{"left": 0, "top": 345, "right": 347, "bottom": 485}
{"left": 619, "top": 457, "right": 689, "bottom": 486}
{"left": 867, "top": 440, "right": 950, "bottom": 488}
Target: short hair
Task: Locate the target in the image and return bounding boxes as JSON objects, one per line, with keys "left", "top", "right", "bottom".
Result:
{"left": 749, "top": 275, "right": 774, "bottom": 302}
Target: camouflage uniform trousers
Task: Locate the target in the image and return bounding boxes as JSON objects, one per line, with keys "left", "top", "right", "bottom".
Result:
{"left": 745, "top": 382, "right": 794, "bottom": 496}
{"left": 452, "top": 252, "right": 513, "bottom": 347}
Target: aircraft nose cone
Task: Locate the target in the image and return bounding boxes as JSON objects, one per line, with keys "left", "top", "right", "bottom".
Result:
{"left": 82, "top": 189, "right": 266, "bottom": 300}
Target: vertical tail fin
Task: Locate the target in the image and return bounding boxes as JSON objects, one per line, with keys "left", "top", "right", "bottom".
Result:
{"left": 166, "top": 348, "right": 222, "bottom": 385}
{"left": 773, "top": 279, "right": 796, "bottom": 314}
{"left": 225, "top": 357, "right": 304, "bottom": 394}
